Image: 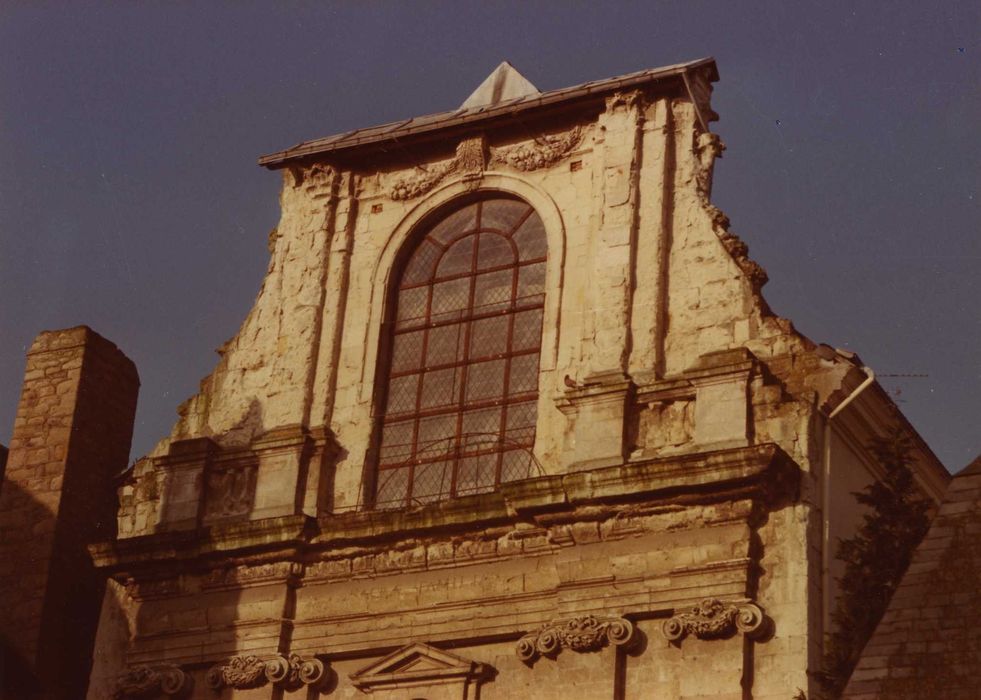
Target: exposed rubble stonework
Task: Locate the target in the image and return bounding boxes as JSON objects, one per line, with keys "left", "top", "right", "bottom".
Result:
{"left": 0, "top": 58, "right": 951, "bottom": 699}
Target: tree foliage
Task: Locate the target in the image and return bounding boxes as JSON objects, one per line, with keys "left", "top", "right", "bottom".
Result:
{"left": 816, "top": 428, "right": 932, "bottom": 698}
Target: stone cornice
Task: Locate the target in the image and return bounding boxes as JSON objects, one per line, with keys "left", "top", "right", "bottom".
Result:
{"left": 91, "top": 443, "right": 796, "bottom": 577}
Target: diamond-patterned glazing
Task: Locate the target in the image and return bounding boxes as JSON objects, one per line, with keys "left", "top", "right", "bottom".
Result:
{"left": 476, "top": 233, "right": 514, "bottom": 270}
{"left": 465, "top": 359, "right": 506, "bottom": 402}
{"left": 513, "top": 216, "right": 548, "bottom": 261}
{"left": 431, "top": 277, "right": 471, "bottom": 322}
{"left": 512, "top": 309, "right": 544, "bottom": 351}
{"left": 411, "top": 461, "right": 451, "bottom": 502}
{"left": 456, "top": 454, "right": 498, "bottom": 496}
{"left": 391, "top": 330, "right": 423, "bottom": 372}
{"left": 436, "top": 235, "right": 475, "bottom": 279}
{"left": 420, "top": 367, "right": 460, "bottom": 409}
{"left": 461, "top": 407, "right": 501, "bottom": 445}
{"left": 501, "top": 450, "right": 534, "bottom": 483}
{"left": 508, "top": 354, "right": 540, "bottom": 394}
{"left": 396, "top": 286, "right": 428, "bottom": 330}
{"left": 375, "top": 467, "right": 410, "bottom": 508}
{"left": 386, "top": 373, "right": 419, "bottom": 414}
{"left": 429, "top": 204, "right": 478, "bottom": 245}
{"left": 481, "top": 199, "right": 529, "bottom": 233}
{"left": 403, "top": 239, "right": 441, "bottom": 285}
{"left": 376, "top": 197, "right": 548, "bottom": 508}
{"left": 426, "top": 323, "right": 464, "bottom": 366}
{"left": 379, "top": 420, "right": 414, "bottom": 465}
{"left": 469, "top": 315, "right": 508, "bottom": 359}
{"left": 518, "top": 262, "right": 546, "bottom": 299}
{"left": 473, "top": 269, "right": 513, "bottom": 312}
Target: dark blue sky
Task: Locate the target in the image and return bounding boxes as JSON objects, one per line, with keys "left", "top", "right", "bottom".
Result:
{"left": 1, "top": 3, "right": 977, "bottom": 471}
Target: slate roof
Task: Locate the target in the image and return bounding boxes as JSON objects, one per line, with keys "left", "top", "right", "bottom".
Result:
{"left": 842, "top": 455, "right": 981, "bottom": 699}
{"left": 258, "top": 57, "right": 717, "bottom": 168}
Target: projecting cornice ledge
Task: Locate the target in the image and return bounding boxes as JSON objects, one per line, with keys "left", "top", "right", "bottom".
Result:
{"left": 91, "top": 443, "right": 797, "bottom": 574}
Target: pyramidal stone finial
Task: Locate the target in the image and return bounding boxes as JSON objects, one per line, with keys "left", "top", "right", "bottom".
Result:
{"left": 460, "top": 61, "right": 540, "bottom": 109}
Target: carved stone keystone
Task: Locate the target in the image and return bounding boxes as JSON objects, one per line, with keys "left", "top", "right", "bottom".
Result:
{"left": 660, "top": 598, "right": 765, "bottom": 642}
{"left": 516, "top": 614, "right": 635, "bottom": 662}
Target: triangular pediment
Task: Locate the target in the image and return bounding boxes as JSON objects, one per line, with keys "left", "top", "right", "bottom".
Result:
{"left": 350, "top": 642, "right": 489, "bottom": 691}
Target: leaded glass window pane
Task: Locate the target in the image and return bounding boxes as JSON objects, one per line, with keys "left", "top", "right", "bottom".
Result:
{"left": 374, "top": 197, "right": 547, "bottom": 509}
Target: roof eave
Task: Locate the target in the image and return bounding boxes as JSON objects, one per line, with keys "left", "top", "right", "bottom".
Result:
{"left": 257, "top": 57, "right": 718, "bottom": 169}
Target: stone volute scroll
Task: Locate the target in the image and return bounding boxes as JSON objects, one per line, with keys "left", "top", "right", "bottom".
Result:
{"left": 516, "top": 615, "right": 636, "bottom": 662}
{"left": 660, "top": 598, "right": 766, "bottom": 643}
{"left": 205, "top": 653, "right": 326, "bottom": 691}
{"left": 112, "top": 664, "right": 189, "bottom": 699}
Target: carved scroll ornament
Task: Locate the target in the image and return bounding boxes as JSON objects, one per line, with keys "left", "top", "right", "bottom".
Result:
{"left": 516, "top": 614, "right": 635, "bottom": 662}
{"left": 113, "top": 664, "right": 188, "bottom": 699}
{"left": 660, "top": 598, "right": 765, "bottom": 642}
{"left": 491, "top": 126, "right": 583, "bottom": 172}
{"left": 206, "top": 654, "right": 325, "bottom": 690}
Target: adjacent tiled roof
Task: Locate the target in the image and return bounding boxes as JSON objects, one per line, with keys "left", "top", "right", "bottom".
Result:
{"left": 258, "top": 57, "right": 717, "bottom": 168}
{"left": 842, "top": 455, "right": 981, "bottom": 699}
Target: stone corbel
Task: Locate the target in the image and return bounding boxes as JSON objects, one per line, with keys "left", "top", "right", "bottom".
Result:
{"left": 113, "top": 664, "right": 189, "bottom": 699}
{"left": 660, "top": 598, "right": 766, "bottom": 643}
{"left": 206, "top": 654, "right": 325, "bottom": 691}
{"left": 516, "top": 615, "right": 636, "bottom": 662}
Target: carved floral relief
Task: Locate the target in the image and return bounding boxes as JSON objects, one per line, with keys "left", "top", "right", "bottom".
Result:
{"left": 490, "top": 126, "right": 583, "bottom": 172}
{"left": 203, "top": 464, "right": 257, "bottom": 521}
{"left": 205, "top": 653, "right": 325, "bottom": 691}
{"left": 389, "top": 125, "right": 584, "bottom": 200}
{"left": 113, "top": 664, "right": 188, "bottom": 699}
{"left": 516, "top": 614, "right": 635, "bottom": 662}
{"left": 660, "top": 598, "right": 765, "bottom": 642}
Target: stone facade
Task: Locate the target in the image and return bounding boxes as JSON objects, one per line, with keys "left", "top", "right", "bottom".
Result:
{"left": 0, "top": 59, "right": 952, "bottom": 699}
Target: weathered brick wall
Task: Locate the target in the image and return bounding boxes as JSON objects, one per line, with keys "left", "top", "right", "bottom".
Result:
{"left": 0, "top": 327, "right": 138, "bottom": 699}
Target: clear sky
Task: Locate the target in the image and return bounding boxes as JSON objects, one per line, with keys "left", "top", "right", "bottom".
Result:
{"left": 1, "top": 2, "right": 977, "bottom": 472}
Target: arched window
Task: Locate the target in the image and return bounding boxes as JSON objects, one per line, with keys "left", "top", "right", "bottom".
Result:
{"left": 373, "top": 197, "right": 548, "bottom": 509}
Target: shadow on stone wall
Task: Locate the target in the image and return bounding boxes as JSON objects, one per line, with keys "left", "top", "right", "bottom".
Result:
{"left": 0, "top": 478, "right": 110, "bottom": 700}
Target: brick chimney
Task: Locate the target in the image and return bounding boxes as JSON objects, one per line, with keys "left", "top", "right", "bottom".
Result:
{"left": 0, "top": 327, "right": 139, "bottom": 699}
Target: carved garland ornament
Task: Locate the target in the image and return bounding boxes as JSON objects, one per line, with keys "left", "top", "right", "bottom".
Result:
{"left": 113, "top": 664, "right": 189, "bottom": 699}
{"left": 660, "top": 598, "right": 765, "bottom": 642}
{"left": 516, "top": 615, "right": 635, "bottom": 662}
{"left": 389, "top": 126, "right": 583, "bottom": 200}
{"left": 490, "top": 126, "right": 583, "bottom": 172}
{"left": 206, "top": 654, "right": 325, "bottom": 690}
